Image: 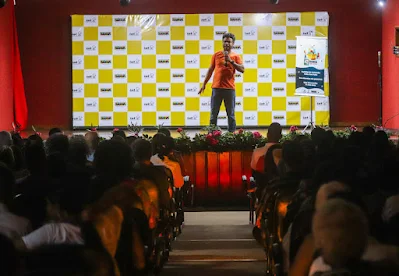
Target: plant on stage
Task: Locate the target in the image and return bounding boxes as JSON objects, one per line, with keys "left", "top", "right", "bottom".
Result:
{"left": 127, "top": 123, "right": 143, "bottom": 137}
{"left": 175, "top": 127, "right": 191, "bottom": 153}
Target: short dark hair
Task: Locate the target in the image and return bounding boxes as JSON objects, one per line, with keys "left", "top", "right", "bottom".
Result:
{"left": 267, "top": 122, "right": 282, "bottom": 142}
{"left": 157, "top": 127, "right": 171, "bottom": 137}
{"left": 222, "top": 32, "right": 236, "bottom": 43}
{"left": 49, "top": 128, "right": 62, "bottom": 137}
{"left": 131, "top": 139, "right": 152, "bottom": 162}
{"left": 46, "top": 134, "right": 69, "bottom": 156}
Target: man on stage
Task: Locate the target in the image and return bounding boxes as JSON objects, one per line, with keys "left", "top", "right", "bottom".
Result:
{"left": 199, "top": 33, "right": 245, "bottom": 132}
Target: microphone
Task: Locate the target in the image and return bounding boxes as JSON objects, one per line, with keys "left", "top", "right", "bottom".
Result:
{"left": 224, "top": 50, "right": 228, "bottom": 67}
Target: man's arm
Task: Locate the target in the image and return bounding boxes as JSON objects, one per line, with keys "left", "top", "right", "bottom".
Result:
{"left": 198, "top": 65, "right": 215, "bottom": 94}
{"left": 230, "top": 60, "right": 245, "bottom": 73}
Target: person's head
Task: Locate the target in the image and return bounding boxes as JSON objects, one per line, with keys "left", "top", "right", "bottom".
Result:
{"left": 222, "top": 32, "right": 235, "bottom": 51}
{"left": 46, "top": 134, "right": 69, "bottom": 156}
{"left": 10, "top": 145, "right": 24, "bottom": 171}
{"left": 27, "top": 134, "right": 44, "bottom": 147}
{"left": 264, "top": 144, "right": 282, "bottom": 176}
{"left": 112, "top": 130, "right": 126, "bottom": 142}
{"left": 0, "top": 131, "right": 12, "bottom": 147}
{"left": 158, "top": 136, "right": 176, "bottom": 159}
{"left": 94, "top": 140, "right": 133, "bottom": 183}
{"left": 152, "top": 133, "right": 166, "bottom": 155}
{"left": 315, "top": 181, "right": 350, "bottom": 211}
{"left": 25, "top": 141, "right": 47, "bottom": 174}
{"left": 48, "top": 128, "right": 63, "bottom": 137}
{"left": 313, "top": 199, "right": 369, "bottom": 268}
{"left": 362, "top": 126, "right": 375, "bottom": 139}
{"left": 267, "top": 122, "right": 282, "bottom": 143}
{"left": 311, "top": 127, "right": 326, "bottom": 146}
{"left": 282, "top": 140, "right": 304, "bottom": 172}
{"left": 126, "top": 136, "right": 138, "bottom": 148}
{"left": 85, "top": 131, "right": 100, "bottom": 153}
{"left": 131, "top": 139, "right": 152, "bottom": 163}
{"left": 68, "top": 135, "right": 89, "bottom": 166}
{"left": 0, "top": 146, "right": 15, "bottom": 170}
{"left": 157, "top": 127, "right": 171, "bottom": 137}
{"left": 0, "top": 162, "right": 15, "bottom": 206}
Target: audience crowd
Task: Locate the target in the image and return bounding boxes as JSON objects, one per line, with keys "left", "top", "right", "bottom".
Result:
{"left": 250, "top": 124, "right": 399, "bottom": 275}
{"left": 0, "top": 127, "right": 185, "bottom": 275}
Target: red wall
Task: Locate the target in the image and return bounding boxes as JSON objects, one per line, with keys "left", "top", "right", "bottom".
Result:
{"left": 382, "top": 0, "right": 399, "bottom": 129}
{"left": 0, "top": 2, "right": 14, "bottom": 130}
{"left": 14, "top": 0, "right": 382, "bottom": 129}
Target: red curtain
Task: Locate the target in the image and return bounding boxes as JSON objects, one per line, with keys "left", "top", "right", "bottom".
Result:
{"left": 11, "top": 2, "right": 28, "bottom": 130}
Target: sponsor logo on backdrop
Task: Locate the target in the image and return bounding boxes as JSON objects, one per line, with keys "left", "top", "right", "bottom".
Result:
{"left": 302, "top": 115, "right": 310, "bottom": 120}
{"left": 201, "top": 16, "right": 212, "bottom": 23}
{"left": 218, "top": 115, "right": 227, "bottom": 120}
{"left": 143, "top": 101, "right": 155, "bottom": 107}
{"left": 186, "top": 87, "right": 198, "bottom": 93}
{"left": 186, "top": 57, "right": 198, "bottom": 65}
{"left": 259, "top": 44, "right": 270, "bottom": 51}
{"left": 215, "top": 30, "right": 226, "bottom": 36}
{"left": 172, "top": 16, "right": 184, "bottom": 22}
{"left": 259, "top": 100, "right": 270, "bottom": 106}
{"left": 187, "top": 114, "right": 199, "bottom": 120}
{"left": 244, "top": 57, "right": 257, "bottom": 65}
{"left": 101, "top": 116, "right": 112, "bottom": 121}
{"left": 158, "top": 59, "right": 170, "bottom": 64}
{"left": 129, "top": 30, "right": 140, "bottom": 36}
{"left": 172, "top": 73, "right": 184, "bottom": 78}
{"left": 72, "top": 30, "right": 83, "bottom": 38}
{"left": 73, "top": 115, "right": 83, "bottom": 121}
{"left": 129, "top": 115, "right": 141, "bottom": 121}
{"left": 85, "top": 45, "right": 97, "bottom": 51}
{"left": 273, "top": 58, "right": 285, "bottom": 64}
{"left": 86, "top": 73, "right": 97, "bottom": 80}
{"left": 129, "top": 86, "right": 140, "bottom": 93}
{"left": 172, "top": 101, "right": 184, "bottom": 106}
{"left": 288, "top": 101, "right": 299, "bottom": 106}
{"left": 287, "top": 17, "right": 300, "bottom": 22}
{"left": 273, "top": 115, "right": 285, "bottom": 120}
{"left": 114, "top": 74, "right": 126, "bottom": 79}
{"left": 100, "top": 59, "right": 112, "bottom": 64}
{"left": 114, "top": 45, "right": 126, "bottom": 50}
{"left": 129, "top": 58, "right": 140, "bottom": 65}
{"left": 273, "top": 31, "right": 285, "bottom": 36}
{"left": 115, "top": 102, "right": 127, "bottom": 106}
{"left": 201, "top": 44, "right": 212, "bottom": 51}
{"left": 232, "top": 45, "right": 242, "bottom": 50}
{"left": 273, "top": 87, "right": 285, "bottom": 92}
{"left": 229, "top": 16, "right": 242, "bottom": 23}
{"left": 235, "top": 101, "right": 242, "bottom": 107}
{"left": 114, "top": 17, "right": 126, "bottom": 23}
{"left": 172, "top": 45, "right": 184, "bottom": 50}
{"left": 143, "top": 73, "right": 155, "bottom": 79}
{"left": 73, "top": 58, "right": 83, "bottom": 65}
{"left": 259, "top": 72, "right": 270, "bottom": 79}
{"left": 317, "top": 101, "right": 328, "bottom": 107}
{"left": 85, "top": 17, "right": 97, "bottom": 24}
{"left": 73, "top": 86, "right": 83, "bottom": 93}
{"left": 100, "top": 31, "right": 111, "bottom": 36}
{"left": 244, "top": 86, "right": 257, "bottom": 93}
{"left": 201, "top": 101, "right": 211, "bottom": 107}
{"left": 158, "top": 87, "right": 170, "bottom": 92}
{"left": 317, "top": 16, "right": 328, "bottom": 24}
{"left": 186, "top": 30, "right": 198, "bottom": 36}
{"left": 245, "top": 115, "right": 256, "bottom": 120}
{"left": 302, "top": 30, "right": 314, "bottom": 36}
{"left": 288, "top": 45, "right": 297, "bottom": 50}
{"left": 86, "top": 101, "right": 97, "bottom": 107}
{"left": 143, "top": 45, "right": 154, "bottom": 51}
{"left": 288, "top": 73, "right": 296, "bottom": 78}
{"left": 158, "top": 30, "right": 170, "bottom": 36}
{"left": 158, "top": 116, "right": 170, "bottom": 120}
{"left": 244, "top": 29, "right": 256, "bottom": 36}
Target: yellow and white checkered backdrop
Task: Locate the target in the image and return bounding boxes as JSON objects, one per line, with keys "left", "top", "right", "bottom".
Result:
{"left": 71, "top": 12, "right": 330, "bottom": 128}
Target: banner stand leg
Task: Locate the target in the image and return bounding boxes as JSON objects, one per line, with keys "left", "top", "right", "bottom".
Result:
{"left": 302, "top": 96, "right": 315, "bottom": 133}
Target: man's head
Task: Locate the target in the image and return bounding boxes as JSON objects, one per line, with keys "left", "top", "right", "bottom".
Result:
{"left": 313, "top": 199, "right": 369, "bottom": 268}
{"left": 131, "top": 139, "right": 152, "bottom": 162}
{"left": 267, "top": 122, "right": 282, "bottom": 143}
{"left": 157, "top": 127, "right": 171, "bottom": 137}
{"left": 48, "top": 128, "right": 62, "bottom": 137}
{"left": 0, "top": 131, "right": 12, "bottom": 147}
{"left": 222, "top": 32, "right": 235, "bottom": 51}
{"left": 85, "top": 131, "right": 100, "bottom": 152}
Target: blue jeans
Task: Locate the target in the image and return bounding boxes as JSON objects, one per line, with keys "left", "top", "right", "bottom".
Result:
{"left": 210, "top": 88, "right": 236, "bottom": 132}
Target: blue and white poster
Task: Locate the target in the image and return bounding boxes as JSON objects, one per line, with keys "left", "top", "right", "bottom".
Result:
{"left": 295, "top": 36, "right": 328, "bottom": 97}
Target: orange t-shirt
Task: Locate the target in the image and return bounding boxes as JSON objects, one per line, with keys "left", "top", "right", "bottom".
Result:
{"left": 211, "top": 51, "right": 243, "bottom": 90}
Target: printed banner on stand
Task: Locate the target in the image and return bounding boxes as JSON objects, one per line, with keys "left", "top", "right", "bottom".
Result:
{"left": 295, "top": 36, "right": 328, "bottom": 97}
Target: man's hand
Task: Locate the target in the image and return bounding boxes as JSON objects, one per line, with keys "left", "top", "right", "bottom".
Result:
{"left": 224, "top": 51, "right": 233, "bottom": 64}
{"left": 198, "top": 85, "right": 206, "bottom": 95}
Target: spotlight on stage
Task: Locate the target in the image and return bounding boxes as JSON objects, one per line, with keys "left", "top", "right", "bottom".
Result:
{"left": 270, "top": 0, "right": 279, "bottom": 3}
{"left": 120, "top": 0, "right": 131, "bottom": 7}
{"left": 0, "top": 0, "right": 7, "bottom": 8}
{"left": 377, "top": 0, "right": 386, "bottom": 7}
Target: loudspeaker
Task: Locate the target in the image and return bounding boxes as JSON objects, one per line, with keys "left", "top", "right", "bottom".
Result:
{"left": 120, "top": 0, "right": 131, "bottom": 6}
{"left": 0, "top": 0, "right": 7, "bottom": 8}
